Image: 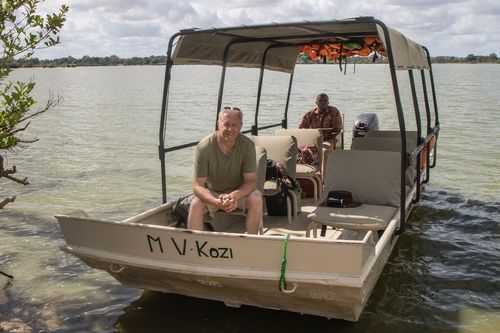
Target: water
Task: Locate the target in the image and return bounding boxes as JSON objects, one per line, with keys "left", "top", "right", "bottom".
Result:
{"left": 1, "top": 64, "right": 499, "bottom": 332}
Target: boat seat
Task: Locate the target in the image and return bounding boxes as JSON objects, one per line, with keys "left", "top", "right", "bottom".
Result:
{"left": 365, "top": 130, "right": 418, "bottom": 143}
{"left": 206, "top": 145, "right": 267, "bottom": 234}
{"left": 351, "top": 136, "right": 417, "bottom": 186}
{"left": 306, "top": 150, "right": 402, "bottom": 237}
{"left": 254, "top": 145, "right": 268, "bottom": 194}
{"left": 365, "top": 129, "right": 436, "bottom": 168}
{"left": 274, "top": 128, "right": 323, "bottom": 202}
{"left": 250, "top": 135, "right": 298, "bottom": 223}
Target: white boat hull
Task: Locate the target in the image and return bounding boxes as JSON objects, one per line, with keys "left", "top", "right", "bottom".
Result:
{"left": 56, "top": 201, "right": 400, "bottom": 321}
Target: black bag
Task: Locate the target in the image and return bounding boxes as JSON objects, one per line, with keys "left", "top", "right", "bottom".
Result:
{"left": 265, "top": 191, "right": 289, "bottom": 216}
{"left": 265, "top": 159, "right": 290, "bottom": 192}
{"left": 265, "top": 159, "right": 280, "bottom": 180}
{"left": 171, "top": 194, "right": 195, "bottom": 228}
{"left": 265, "top": 179, "right": 302, "bottom": 216}
{"left": 264, "top": 159, "right": 299, "bottom": 216}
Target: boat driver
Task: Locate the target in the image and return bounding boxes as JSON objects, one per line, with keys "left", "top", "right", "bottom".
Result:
{"left": 187, "top": 106, "right": 263, "bottom": 234}
{"left": 299, "top": 93, "right": 343, "bottom": 175}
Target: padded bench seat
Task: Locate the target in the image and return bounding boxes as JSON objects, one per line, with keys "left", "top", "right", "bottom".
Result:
{"left": 306, "top": 204, "right": 398, "bottom": 237}
{"left": 350, "top": 136, "right": 416, "bottom": 186}
{"left": 307, "top": 150, "right": 403, "bottom": 236}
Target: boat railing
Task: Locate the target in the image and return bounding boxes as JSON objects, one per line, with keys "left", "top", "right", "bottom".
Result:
{"left": 161, "top": 122, "right": 283, "bottom": 154}
{"left": 375, "top": 179, "right": 416, "bottom": 256}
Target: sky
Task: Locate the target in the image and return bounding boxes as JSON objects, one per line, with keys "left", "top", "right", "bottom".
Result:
{"left": 34, "top": 0, "right": 500, "bottom": 60}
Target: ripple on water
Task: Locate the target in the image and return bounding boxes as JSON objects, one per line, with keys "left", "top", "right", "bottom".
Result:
{"left": 366, "top": 186, "right": 500, "bottom": 332}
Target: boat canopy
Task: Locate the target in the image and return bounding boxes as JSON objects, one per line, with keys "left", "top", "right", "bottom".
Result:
{"left": 171, "top": 17, "right": 430, "bottom": 74}
{"left": 161, "top": 17, "right": 440, "bottom": 229}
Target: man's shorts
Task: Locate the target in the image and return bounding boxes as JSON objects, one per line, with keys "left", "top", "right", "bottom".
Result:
{"left": 195, "top": 189, "right": 262, "bottom": 218}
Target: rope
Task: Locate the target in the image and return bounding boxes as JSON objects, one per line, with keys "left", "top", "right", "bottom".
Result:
{"left": 279, "top": 234, "right": 291, "bottom": 291}
{"left": 109, "top": 263, "right": 125, "bottom": 274}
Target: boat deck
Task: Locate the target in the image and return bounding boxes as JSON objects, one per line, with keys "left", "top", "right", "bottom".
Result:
{"left": 201, "top": 196, "right": 369, "bottom": 241}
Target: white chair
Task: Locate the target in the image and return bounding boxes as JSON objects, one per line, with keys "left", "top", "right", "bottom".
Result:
{"left": 306, "top": 150, "right": 402, "bottom": 237}
{"left": 274, "top": 128, "right": 323, "bottom": 201}
{"left": 250, "top": 135, "right": 298, "bottom": 223}
{"left": 351, "top": 136, "right": 417, "bottom": 186}
{"left": 364, "top": 129, "right": 435, "bottom": 168}
{"left": 365, "top": 130, "right": 418, "bottom": 143}
{"left": 255, "top": 146, "right": 268, "bottom": 193}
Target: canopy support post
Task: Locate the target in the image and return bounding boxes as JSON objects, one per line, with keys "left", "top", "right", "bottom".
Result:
{"left": 159, "top": 33, "right": 182, "bottom": 204}
{"left": 408, "top": 70, "right": 422, "bottom": 204}
{"left": 376, "top": 20, "right": 407, "bottom": 235}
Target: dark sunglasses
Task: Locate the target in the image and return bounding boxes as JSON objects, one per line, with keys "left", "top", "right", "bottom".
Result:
{"left": 223, "top": 106, "right": 241, "bottom": 111}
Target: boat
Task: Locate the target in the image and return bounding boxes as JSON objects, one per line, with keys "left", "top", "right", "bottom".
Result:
{"left": 55, "top": 16, "right": 440, "bottom": 321}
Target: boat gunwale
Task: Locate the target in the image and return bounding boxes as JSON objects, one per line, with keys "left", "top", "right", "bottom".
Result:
{"left": 56, "top": 212, "right": 373, "bottom": 246}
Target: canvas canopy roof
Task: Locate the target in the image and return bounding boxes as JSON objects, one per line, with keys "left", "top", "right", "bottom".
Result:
{"left": 171, "top": 17, "right": 430, "bottom": 74}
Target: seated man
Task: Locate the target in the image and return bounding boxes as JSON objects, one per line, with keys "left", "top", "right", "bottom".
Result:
{"left": 187, "top": 106, "right": 263, "bottom": 234}
{"left": 299, "top": 93, "right": 343, "bottom": 175}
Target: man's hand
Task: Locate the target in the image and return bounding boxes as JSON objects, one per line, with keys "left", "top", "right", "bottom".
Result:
{"left": 219, "top": 194, "right": 237, "bottom": 213}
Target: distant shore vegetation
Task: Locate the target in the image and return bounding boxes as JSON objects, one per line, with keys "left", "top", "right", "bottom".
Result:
{"left": 6, "top": 52, "right": 499, "bottom": 68}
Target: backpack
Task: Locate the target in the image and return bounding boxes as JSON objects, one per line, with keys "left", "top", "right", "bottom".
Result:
{"left": 171, "top": 194, "right": 195, "bottom": 228}
{"left": 266, "top": 159, "right": 293, "bottom": 192}
{"left": 265, "top": 159, "right": 299, "bottom": 216}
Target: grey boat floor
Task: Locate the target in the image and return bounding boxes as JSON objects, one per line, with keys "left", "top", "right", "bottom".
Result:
{"left": 206, "top": 197, "right": 369, "bottom": 241}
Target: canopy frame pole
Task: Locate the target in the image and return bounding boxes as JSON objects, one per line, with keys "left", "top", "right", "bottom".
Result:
{"left": 253, "top": 46, "right": 273, "bottom": 136}
{"left": 420, "top": 69, "right": 432, "bottom": 184}
{"left": 160, "top": 32, "right": 182, "bottom": 204}
{"left": 408, "top": 70, "right": 423, "bottom": 204}
{"left": 282, "top": 73, "right": 294, "bottom": 129}
{"left": 215, "top": 40, "right": 296, "bottom": 135}
{"left": 215, "top": 41, "right": 234, "bottom": 130}
{"left": 423, "top": 46, "right": 440, "bottom": 169}
{"left": 374, "top": 19, "right": 407, "bottom": 235}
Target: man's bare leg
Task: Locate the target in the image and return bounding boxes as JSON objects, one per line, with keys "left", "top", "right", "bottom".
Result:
{"left": 187, "top": 198, "right": 209, "bottom": 231}
{"left": 244, "top": 192, "right": 263, "bottom": 234}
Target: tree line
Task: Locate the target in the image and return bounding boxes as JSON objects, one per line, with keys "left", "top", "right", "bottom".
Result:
{"left": 8, "top": 54, "right": 167, "bottom": 68}
{"left": 6, "top": 52, "right": 499, "bottom": 68}
{"left": 432, "top": 53, "right": 498, "bottom": 63}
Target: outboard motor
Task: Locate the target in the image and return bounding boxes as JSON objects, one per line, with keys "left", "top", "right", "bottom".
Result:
{"left": 352, "top": 112, "right": 379, "bottom": 138}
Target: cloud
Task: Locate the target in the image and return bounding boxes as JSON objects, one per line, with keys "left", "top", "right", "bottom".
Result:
{"left": 33, "top": 0, "right": 500, "bottom": 59}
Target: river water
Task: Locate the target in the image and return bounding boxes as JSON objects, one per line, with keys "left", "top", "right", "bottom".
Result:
{"left": 1, "top": 63, "right": 499, "bottom": 332}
